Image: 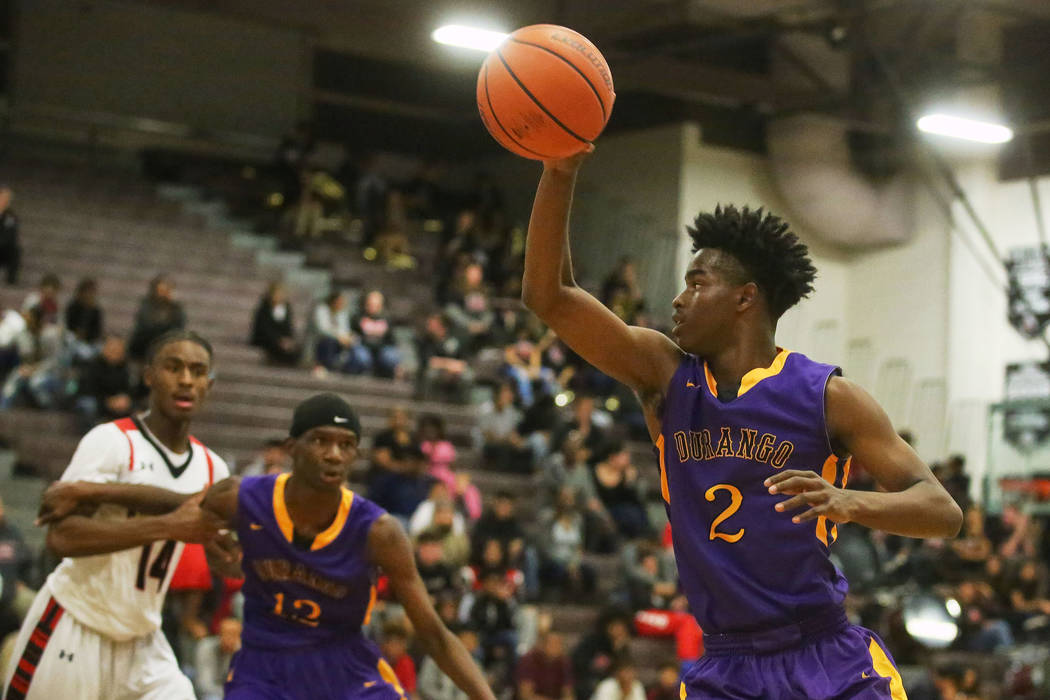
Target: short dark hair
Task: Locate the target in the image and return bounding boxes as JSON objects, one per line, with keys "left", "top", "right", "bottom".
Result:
{"left": 687, "top": 205, "right": 816, "bottom": 319}
{"left": 146, "top": 330, "right": 214, "bottom": 366}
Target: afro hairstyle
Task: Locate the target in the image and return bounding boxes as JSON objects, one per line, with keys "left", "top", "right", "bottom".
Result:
{"left": 687, "top": 205, "right": 816, "bottom": 319}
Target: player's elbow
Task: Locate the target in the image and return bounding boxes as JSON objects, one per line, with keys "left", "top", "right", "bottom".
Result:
{"left": 942, "top": 496, "right": 964, "bottom": 538}
{"left": 521, "top": 283, "right": 567, "bottom": 318}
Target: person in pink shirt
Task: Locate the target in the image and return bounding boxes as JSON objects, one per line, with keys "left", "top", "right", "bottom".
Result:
{"left": 418, "top": 414, "right": 482, "bottom": 520}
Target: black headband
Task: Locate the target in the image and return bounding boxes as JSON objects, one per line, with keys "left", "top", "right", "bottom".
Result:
{"left": 290, "top": 393, "right": 361, "bottom": 438}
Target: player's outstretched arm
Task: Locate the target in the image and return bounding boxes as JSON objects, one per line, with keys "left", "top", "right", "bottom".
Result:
{"left": 766, "top": 376, "right": 963, "bottom": 538}
{"left": 36, "top": 481, "right": 194, "bottom": 525}
{"left": 521, "top": 150, "right": 683, "bottom": 402}
{"left": 46, "top": 490, "right": 226, "bottom": 557}
{"left": 368, "top": 515, "right": 497, "bottom": 700}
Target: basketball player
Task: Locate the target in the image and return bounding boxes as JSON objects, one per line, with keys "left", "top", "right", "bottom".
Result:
{"left": 3, "top": 330, "right": 231, "bottom": 700}
{"left": 198, "top": 393, "right": 495, "bottom": 700}
{"left": 521, "top": 149, "right": 963, "bottom": 698}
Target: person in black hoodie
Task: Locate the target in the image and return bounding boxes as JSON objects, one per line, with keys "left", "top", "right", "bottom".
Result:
{"left": 250, "top": 282, "right": 300, "bottom": 365}
{"left": 571, "top": 607, "right": 632, "bottom": 700}
{"left": 0, "top": 187, "right": 19, "bottom": 285}
{"left": 128, "top": 275, "right": 185, "bottom": 360}
{"left": 74, "top": 334, "right": 132, "bottom": 425}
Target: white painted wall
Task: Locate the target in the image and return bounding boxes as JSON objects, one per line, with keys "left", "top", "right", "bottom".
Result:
{"left": 14, "top": 0, "right": 307, "bottom": 137}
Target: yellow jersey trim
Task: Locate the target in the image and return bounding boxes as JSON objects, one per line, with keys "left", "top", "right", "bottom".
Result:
{"left": 272, "top": 473, "right": 295, "bottom": 543}
{"left": 656, "top": 435, "right": 670, "bottom": 504}
{"left": 273, "top": 473, "right": 355, "bottom": 551}
{"left": 703, "top": 348, "right": 791, "bottom": 399}
{"left": 868, "top": 637, "right": 907, "bottom": 699}
{"left": 311, "top": 488, "right": 355, "bottom": 551}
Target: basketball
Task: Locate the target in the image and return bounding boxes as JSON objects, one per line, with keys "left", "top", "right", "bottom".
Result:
{"left": 476, "top": 24, "right": 615, "bottom": 160}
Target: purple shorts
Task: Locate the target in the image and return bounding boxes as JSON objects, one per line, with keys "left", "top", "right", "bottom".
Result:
{"left": 225, "top": 635, "right": 407, "bottom": 700}
{"left": 682, "top": 608, "right": 906, "bottom": 699}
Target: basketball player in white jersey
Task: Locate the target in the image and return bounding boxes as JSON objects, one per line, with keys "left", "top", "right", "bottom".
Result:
{"left": 3, "top": 330, "right": 231, "bottom": 700}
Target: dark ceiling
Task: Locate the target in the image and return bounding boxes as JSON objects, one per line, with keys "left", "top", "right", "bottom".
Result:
{"left": 146, "top": 0, "right": 1050, "bottom": 174}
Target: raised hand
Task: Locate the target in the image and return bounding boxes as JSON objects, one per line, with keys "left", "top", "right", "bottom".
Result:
{"left": 543, "top": 143, "right": 595, "bottom": 174}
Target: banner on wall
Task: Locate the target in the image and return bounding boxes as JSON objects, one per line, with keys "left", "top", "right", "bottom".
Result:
{"left": 1006, "top": 246, "right": 1050, "bottom": 339}
{"left": 1003, "top": 360, "right": 1050, "bottom": 451}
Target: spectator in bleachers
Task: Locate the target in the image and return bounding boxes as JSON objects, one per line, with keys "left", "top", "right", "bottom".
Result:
{"left": 410, "top": 482, "right": 467, "bottom": 538}
{"left": 941, "top": 454, "right": 971, "bottom": 508}
{"left": 370, "top": 407, "right": 424, "bottom": 482}
{"left": 239, "top": 437, "right": 290, "bottom": 477}
{"left": 21, "top": 272, "right": 61, "bottom": 327}
{"left": 128, "top": 275, "right": 186, "bottom": 360}
{"left": 468, "top": 570, "right": 518, "bottom": 672}
{"left": 954, "top": 579, "right": 1013, "bottom": 652}
{"left": 600, "top": 257, "right": 645, "bottom": 325}
{"left": 0, "top": 306, "right": 66, "bottom": 410}
{"left": 0, "top": 305, "right": 26, "bottom": 379}
{"left": 516, "top": 631, "right": 574, "bottom": 700}
{"left": 571, "top": 610, "right": 632, "bottom": 700}
{"left": 551, "top": 392, "right": 608, "bottom": 458}
{"left": 472, "top": 492, "right": 526, "bottom": 577}
{"left": 368, "top": 439, "right": 433, "bottom": 528}
{"left": 378, "top": 624, "right": 419, "bottom": 700}
{"left": 274, "top": 120, "right": 315, "bottom": 205}
{"left": 539, "top": 488, "right": 595, "bottom": 602}
{"left": 311, "top": 291, "right": 370, "bottom": 376}
{"left": 646, "top": 663, "right": 681, "bottom": 700}
{"left": 444, "top": 262, "right": 494, "bottom": 355}
{"left": 591, "top": 442, "right": 650, "bottom": 539}
{"left": 625, "top": 541, "right": 677, "bottom": 610}
{"left": 73, "top": 334, "right": 132, "bottom": 426}
{"left": 64, "top": 278, "right": 103, "bottom": 357}
{"left": 541, "top": 432, "right": 617, "bottom": 554}
{"left": 432, "top": 501, "right": 472, "bottom": 569}
{"left": 591, "top": 656, "right": 645, "bottom": 700}
{"left": 1009, "top": 558, "right": 1050, "bottom": 621}
{"left": 415, "top": 528, "right": 461, "bottom": 601}
{"left": 416, "top": 313, "right": 472, "bottom": 402}
{"left": 351, "top": 290, "right": 401, "bottom": 378}
{"left": 991, "top": 502, "right": 1037, "bottom": 560}
{"left": 250, "top": 282, "right": 301, "bottom": 366}
{"left": 418, "top": 414, "right": 482, "bottom": 522}
{"left": 477, "top": 380, "right": 532, "bottom": 472}
{"left": 947, "top": 506, "right": 992, "bottom": 580}
{"left": 370, "top": 191, "right": 416, "bottom": 270}
{"left": 0, "top": 493, "right": 34, "bottom": 642}
{"left": 193, "top": 617, "right": 241, "bottom": 700}
{"left": 356, "top": 154, "right": 388, "bottom": 247}
{"left": 0, "top": 187, "right": 19, "bottom": 285}
{"left": 418, "top": 626, "right": 480, "bottom": 700}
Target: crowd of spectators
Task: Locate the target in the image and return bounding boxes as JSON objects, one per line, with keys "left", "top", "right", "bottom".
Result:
{"left": 4, "top": 146, "right": 1050, "bottom": 700}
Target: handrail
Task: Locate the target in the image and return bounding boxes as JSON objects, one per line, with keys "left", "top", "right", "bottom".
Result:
{"left": 1, "top": 100, "right": 278, "bottom": 160}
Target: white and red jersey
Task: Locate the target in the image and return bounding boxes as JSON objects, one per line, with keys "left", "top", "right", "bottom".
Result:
{"left": 46, "top": 416, "right": 229, "bottom": 642}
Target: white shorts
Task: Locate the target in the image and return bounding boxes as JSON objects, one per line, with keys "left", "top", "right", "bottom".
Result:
{"left": 2, "top": 586, "right": 194, "bottom": 700}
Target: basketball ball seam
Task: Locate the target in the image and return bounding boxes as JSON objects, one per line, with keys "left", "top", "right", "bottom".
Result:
{"left": 495, "top": 49, "right": 590, "bottom": 145}
{"left": 507, "top": 37, "right": 607, "bottom": 123}
{"left": 481, "top": 62, "right": 556, "bottom": 159}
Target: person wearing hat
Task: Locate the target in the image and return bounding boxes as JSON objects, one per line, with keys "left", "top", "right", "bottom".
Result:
{"left": 195, "top": 392, "right": 495, "bottom": 700}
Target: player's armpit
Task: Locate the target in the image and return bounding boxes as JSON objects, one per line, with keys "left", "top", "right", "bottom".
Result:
{"left": 526, "top": 285, "right": 682, "bottom": 396}
{"left": 824, "top": 376, "right": 962, "bottom": 537}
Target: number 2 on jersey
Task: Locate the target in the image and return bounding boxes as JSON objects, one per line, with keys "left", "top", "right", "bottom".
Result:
{"left": 705, "top": 484, "right": 745, "bottom": 543}
{"left": 135, "top": 540, "right": 176, "bottom": 591}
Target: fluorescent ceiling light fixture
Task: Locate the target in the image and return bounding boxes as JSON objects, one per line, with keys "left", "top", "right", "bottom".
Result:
{"left": 432, "top": 25, "right": 508, "bottom": 52}
{"left": 917, "top": 113, "right": 1014, "bottom": 144}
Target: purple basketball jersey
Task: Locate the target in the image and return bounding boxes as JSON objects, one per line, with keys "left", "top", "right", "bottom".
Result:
{"left": 658, "top": 350, "right": 851, "bottom": 634}
{"left": 237, "top": 473, "right": 386, "bottom": 650}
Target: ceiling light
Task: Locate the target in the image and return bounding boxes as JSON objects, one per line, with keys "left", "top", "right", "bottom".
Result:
{"left": 916, "top": 113, "right": 1013, "bottom": 144}
{"left": 432, "top": 25, "right": 508, "bottom": 52}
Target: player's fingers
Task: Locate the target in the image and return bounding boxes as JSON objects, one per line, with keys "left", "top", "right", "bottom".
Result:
{"left": 793, "top": 506, "right": 827, "bottom": 524}
{"left": 773, "top": 494, "right": 812, "bottom": 512}
{"left": 764, "top": 470, "right": 820, "bottom": 487}
{"left": 767, "top": 476, "right": 824, "bottom": 494}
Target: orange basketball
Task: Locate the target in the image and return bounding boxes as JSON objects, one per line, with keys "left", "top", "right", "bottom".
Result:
{"left": 477, "top": 24, "right": 615, "bottom": 160}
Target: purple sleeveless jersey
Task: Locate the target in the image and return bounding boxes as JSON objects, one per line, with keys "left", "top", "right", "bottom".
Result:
{"left": 658, "top": 350, "right": 851, "bottom": 635}
{"left": 236, "top": 473, "right": 386, "bottom": 650}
